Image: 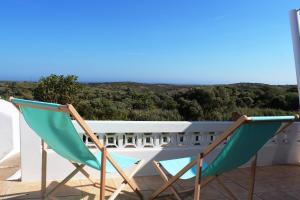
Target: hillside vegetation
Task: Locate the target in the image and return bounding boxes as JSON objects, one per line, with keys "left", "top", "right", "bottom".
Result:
{"left": 0, "top": 75, "right": 299, "bottom": 121}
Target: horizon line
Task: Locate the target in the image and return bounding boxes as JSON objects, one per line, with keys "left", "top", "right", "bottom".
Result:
{"left": 0, "top": 79, "right": 297, "bottom": 86}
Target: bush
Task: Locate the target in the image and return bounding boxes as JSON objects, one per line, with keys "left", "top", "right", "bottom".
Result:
{"left": 33, "top": 74, "right": 81, "bottom": 104}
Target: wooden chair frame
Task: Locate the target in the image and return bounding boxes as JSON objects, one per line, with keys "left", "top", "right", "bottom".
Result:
{"left": 150, "top": 115, "right": 298, "bottom": 200}
{"left": 11, "top": 98, "right": 144, "bottom": 200}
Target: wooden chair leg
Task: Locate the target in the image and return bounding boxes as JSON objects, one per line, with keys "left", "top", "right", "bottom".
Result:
{"left": 216, "top": 176, "right": 238, "bottom": 200}
{"left": 150, "top": 158, "right": 198, "bottom": 199}
{"left": 68, "top": 105, "right": 143, "bottom": 199}
{"left": 248, "top": 154, "right": 257, "bottom": 200}
{"left": 176, "top": 176, "right": 216, "bottom": 195}
{"left": 108, "top": 160, "right": 144, "bottom": 200}
{"left": 45, "top": 164, "right": 84, "bottom": 198}
{"left": 100, "top": 149, "right": 107, "bottom": 200}
{"left": 72, "top": 163, "right": 96, "bottom": 186}
{"left": 41, "top": 140, "right": 47, "bottom": 199}
{"left": 194, "top": 153, "right": 203, "bottom": 200}
{"left": 152, "top": 161, "right": 182, "bottom": 200}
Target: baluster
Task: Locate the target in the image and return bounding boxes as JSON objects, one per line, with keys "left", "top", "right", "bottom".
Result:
{"left": 153, "top": 133, "right": 159, "bottom": 147}
{"left": 118, "top": 133, "right": 124, "bottom": 148}
{"left": 137, "top": 133, "right": 143, "bottom": 148}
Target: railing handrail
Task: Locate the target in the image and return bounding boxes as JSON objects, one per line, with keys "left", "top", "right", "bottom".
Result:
{"left": 73, "top": 120, "right": 233, "bottom": 133}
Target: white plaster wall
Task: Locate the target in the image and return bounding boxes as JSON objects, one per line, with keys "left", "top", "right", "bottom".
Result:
{"left": 0, "top": 99, "right": 20, "bottom": 161}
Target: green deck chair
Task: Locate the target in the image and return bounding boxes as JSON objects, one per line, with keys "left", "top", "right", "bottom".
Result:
{"left": 10, "top": 97, "right": 144, "bottom": 200}
{"left": 150, "top": 115, "right": 299, "bottom": 200}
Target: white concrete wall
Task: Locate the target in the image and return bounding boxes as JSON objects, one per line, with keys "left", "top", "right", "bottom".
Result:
{"left": 19, "top": 117, "right": 300, "bottom": 181}
{"left": 0, "top": 99, "right": 20, "bottom": 162}
{"left": 290, "top": 9, "right": 300, "bottom": 105}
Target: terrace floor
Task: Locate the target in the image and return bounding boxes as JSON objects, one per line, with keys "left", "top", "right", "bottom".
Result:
{"left": 1, "top": 163, "right": 300, "bottom": 199}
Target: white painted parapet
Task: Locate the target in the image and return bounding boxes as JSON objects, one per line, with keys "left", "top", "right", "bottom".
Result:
{"left": 19, "top": 117, "right": 300, "bottom": 181}
{"left": 0, "top": 99, "right": 20, "bottom": 162}
{"left": 290, "top": 9, "right": 300, "bottom": 104}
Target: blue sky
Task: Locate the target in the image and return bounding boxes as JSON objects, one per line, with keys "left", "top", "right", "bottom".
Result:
{"left": 0, "top": 0, "right": 299, "bottom": 84}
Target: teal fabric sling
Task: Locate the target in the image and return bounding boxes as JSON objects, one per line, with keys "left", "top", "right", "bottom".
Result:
{"left": 202, "top": 122, "right": 281, "bottom": 177}
{"left": 12, "top": 98, "right": 139, "bottom": 172}
{"left": 160, "top": 157, "right": 208, "bottom": 180}
{"left": 159, "top": 116, "right": 295, "bottom": 179}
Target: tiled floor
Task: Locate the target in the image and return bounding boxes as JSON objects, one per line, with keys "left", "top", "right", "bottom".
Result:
{"left": 1, "top": 165, "right": 300, "bottom": 199}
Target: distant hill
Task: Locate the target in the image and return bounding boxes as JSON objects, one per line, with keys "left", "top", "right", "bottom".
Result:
{"left": 0, "top": 81, "right": 298, "bottom": 121}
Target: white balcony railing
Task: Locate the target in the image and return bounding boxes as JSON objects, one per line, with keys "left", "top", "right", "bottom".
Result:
{"left": 75, "top": 121, "right": 226, "bottom": 149}
{"left": 19, "top": 116, "right": 300, "bottom": 181}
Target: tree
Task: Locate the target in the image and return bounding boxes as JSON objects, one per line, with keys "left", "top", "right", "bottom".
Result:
{"left": 177, "top": 98, "right": 204, "bottom": 120}
{"left": 2, "top": 78, "right": 297, "bottom": 121}
{"left": 131, "top": 92, "right": 155, "bottom": 110}
{"left": 270, "top": 95, "right": 286, "bottom": 110}
{"left": 4, "top": 82, "right": 17, "bottom": 97}
{"left": 33, "top": 74, "right": 81, "bottom": 104}
{"left": 285, "top": 93, "right": 299, "bottom": 110}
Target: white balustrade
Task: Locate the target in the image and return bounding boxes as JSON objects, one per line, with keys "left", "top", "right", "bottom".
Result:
{"left": 74, "top": 121, "right": 230, "bottom": 149}
{"left": 19, "top": 118, "right": 300, "bottom": 181}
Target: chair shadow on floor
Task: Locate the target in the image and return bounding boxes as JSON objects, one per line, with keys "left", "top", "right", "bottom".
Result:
{"left": 0, "top": 181, "right": 93, "bottom": 199}
{"left": 0, "top": 180, "right": 144, "bottom": 200}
